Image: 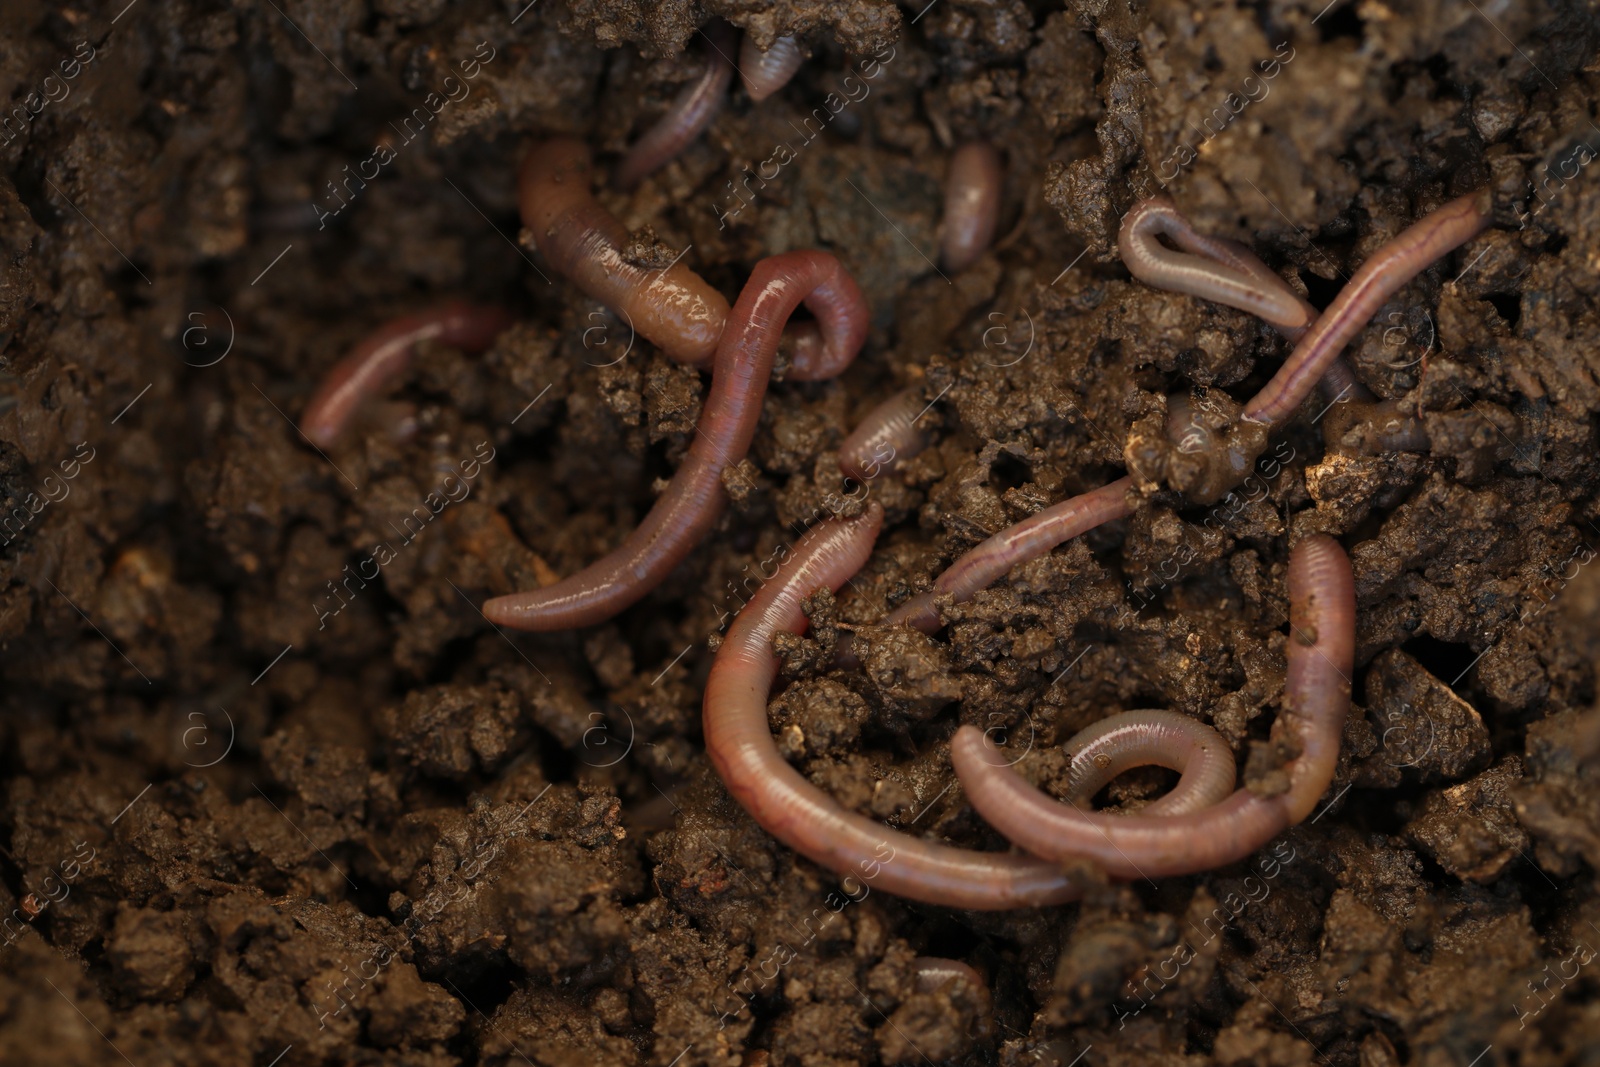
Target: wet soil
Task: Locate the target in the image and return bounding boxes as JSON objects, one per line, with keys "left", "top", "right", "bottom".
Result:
{"left": 2, "top": 1, "right": 1599, "bottom": 1065}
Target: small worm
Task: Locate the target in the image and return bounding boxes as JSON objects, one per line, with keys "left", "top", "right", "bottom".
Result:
{"left": 702, "top": 501, "right": 1085, "bottom": 909}
{"left": 941, "top": 142, "right": 1004, "bottom": 273}
{"left": 301, "top": 301, "right": 516, "bottom": 448}
{"left": 884, "top": 476, "right": 1134, "bottom": 633}
{"left": 521, "top": 137, "right": 730, "bottom": 367}
{"left": 1120, "top": 195, "right": 1367, "bottom": 403}
{"left": 1244, "top": 189, "right": 1491, "bottom": 426}
{"left": 911, "top": 956, "right": 994, "bottom": 1036}
{"left": 739, "top": 34, "right": 804, "bottom": 102}
{"left": 483, "top": 249, "right": 868, "bottom": 631}
{"left": 949, "top": 535, "right": 1354, "bottom": 879}
{"left": 521, "top": 138, "right": 859, "bottom": 380}
{"left": 838, "top": 387, "right": 932, "bottom": 483}
{"left": 615, "top": 21, "right": 738, "bottom": 190}
{"left": 1060, "top": 709, "right": 1237, "bottom": 816}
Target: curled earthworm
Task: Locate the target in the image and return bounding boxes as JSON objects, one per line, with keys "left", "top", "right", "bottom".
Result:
{"left": 949, "top": 535, "right": 1354, "bottom": 879}
{"left": 301, "top": 301, "right": 515, "bottom": 448}
{"left": 1119, "top": 195, "right": 1367, "bottom": 403}
{"left": 1061, "top": 709, "right": 1237, "bottom": 817}
{"left": 521, "top": 138, "right": 857, "bottom": 380}
{"left": 615, "top": 21, "right": 738, "bottom": 190}
{"left": 912, "top": 956, "right": 994, "bottom": 1037}
{"left": 521, "top": 137, "right": 729, "bottom": 367}
{"left": 838, "top": 387, "right": 932, "bottom": 483}
{"left": 941, "top": 142, "right": 1004, "bottom": 273}
{"left": 702, "top": 501, "right": 1084, "bottom": 909}
{"left": 739, "top": 34, "right": 804, "bottom": 101}
{"left": 884, "top": 476, "right": 1134, "bottom": 634}
{"left": 483, "top": 249, "right": 868, "bottom": 631}
{"left": 1244, "top": 189, "right": 1492, "bottom": 426}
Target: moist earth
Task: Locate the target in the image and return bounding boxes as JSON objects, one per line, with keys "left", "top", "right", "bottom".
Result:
{"left": 2, "top": 1, "right": 1599, "bottom": 1065}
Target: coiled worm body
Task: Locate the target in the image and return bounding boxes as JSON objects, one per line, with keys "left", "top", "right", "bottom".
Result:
{"left": 739, "top": 34, "right": 804, "bottom": 101}
{"left": 483, "top": 250, "right": 867, "bottom": 631}
{"left": 615, "top": 22, "right": 737, "bottom": 190}
{"left": 1061, "top": 709, "right": 1237, "bottom": 817}
{"left": 837, "top": 387, "right": 931, "bottom": 483}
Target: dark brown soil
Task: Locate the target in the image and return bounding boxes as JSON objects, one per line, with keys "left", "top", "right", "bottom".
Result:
{"left": 3, "top": 1, "right": 1599, "bottom": 1064}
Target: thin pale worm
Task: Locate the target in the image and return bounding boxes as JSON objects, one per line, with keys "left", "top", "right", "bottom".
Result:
{"left": 911, "top": 957, "right": 988, "bottom": 997}
{"left": 702, "top": 501, "right": 1085, "bottom": 909}
{"left": 521, "top": 138, "right": 858, "bottom": 380}
{"left": 615, "top": 21, "right": 737, "bottom": 190}
{"left": 301, "top": 301, "right": 515, "bottom": 448}
{"left": 1120, "top": 195, "right": 1367, "bottom": 403}
{"left": 950, "top": 535, "right": 1354, "bottom": 878}
{"left": 884, "top": 477, "right": 1134, "bottom": 633}
{"left": 483, "top": 250, "right": 867, "bottom": 631}
{"left": 1060, "top": 709, "right": 1236, "bottom": 816}
{"left": 739, "top": 34, "right": 804, "bottom": 102}
{"left": 941, "top": 142, "right": 1004, "bottom": 273}
{"left": 1326, "top": 398, "right": 1431, "bottom": 454}
{"left": 1244, "top": 189, "right": 1492, "bottom": 426}
{"left": 838, "top": 387, "right": 931, "bottom": 483}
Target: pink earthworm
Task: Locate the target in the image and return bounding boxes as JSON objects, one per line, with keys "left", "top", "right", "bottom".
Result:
{"left": 949, "top": 535, "right": 1354, "bottom": 879}
{"left": 520, "top": 138, "right": 857, "bottom": 380}
{"left": 837, "top": 387, "right": 932, "bottom": 483}
{"left": 941, "top": 142, "right": 1004, "bottom": 273}
{"left": 911, "top": 956, "right": 994, "bottom": 1034}
{"left": 702, "top": 501, "right": 1085, "bottom": 909}
{"left": 1061, "top": 709, "right": 1237, "bottom": 817}
{"left": 884, "top": 477, "right": 1134, "bottom": 633}
{"left": 615, "top": 21, "right": 738, "bottom": 190}
{"left": 301, "top": 301, "right": 516, "bottom": 448}
{"left": 483, "top": 249, "right": 868, "bottom": 632}
{"left": 739, "top": 34, "right": 804, "bottom": 101}
{"left": 1119, "top": 195, "right": 1368, "bottom": 402}
{"left": 1244, "top": 189, "right": 1492, "bottom": 426}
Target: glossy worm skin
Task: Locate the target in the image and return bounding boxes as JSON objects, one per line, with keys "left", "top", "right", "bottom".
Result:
{"left": 950, "top": 535, "right": 1355, "bottom": 879}
{"left": 941, "top": 142, "right": 1004, "bottom": 273}
{"left": 483, "top": 250, "right": 868, "bottom": 631}
{"left": 521, "top": 138, "right": 858, "bottom": 380}
{"left": 702, "top": 502, "right": 1084, "bottom": 909}
{"left": 739, "top": 34, "right": 804, "bottom": 101}
{"left": 884, "top": 477, "right": 1134, "bottom": 633}
{"left": 301, "top": 301, "right": 515, "bottom": 448}
{"left": 838, "top": 387, "right": 931, "bottom": 483}
{"left": 1244, "top": 189, "right": 1492, "bottom": 426}
{"left": 1061, "top": 709, "right": 1237, "bottom": 817}
{"left": 522, "top": 137, "right": 728, "bottom": 367}
{"left": 615, "top": 21, "right": 737, "bottom": 190}
{"left": 1119, "top": 196, "right": 1367, "bottom": 403}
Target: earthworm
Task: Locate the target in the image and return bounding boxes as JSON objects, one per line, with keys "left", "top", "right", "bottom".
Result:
{"left": 941, "top": 142, "right": 1004, "bottom": 273}
{"left": 301, "top": 301, "right": 515, "bottom": 448}
{"left": 1061, "top": 709, "right": 1237, "bottom": 816}
{"left": 520, "top": 137, "right": 729, "bottom": 367}
{"left": 838, "top": 387, "right": 931, "bottom": 483}
{"left": 483, "top": 249, "right": 868, "bottom": 631}
{"left": 883, "top": 477, "right": 1134, "bottom": 633}
{"left": 702, "top": 501, "right": 1084, "bottom": 909}
{"left": 1119, "top": 195, "right": 1367, "bottom": 403}
{"left": 911, "top": 956, "right": 994, "bottom": 1035}
{"left": 739, "top": 34, "right": 804, "bottom": 101}
{"left": 521, "top": 138, "right": 859, "bottom": 380}
{"left": 949, "top": 535, "right": 1354, "bottom": 878}
{"left": 1325, "top": 398, "right": 1431, "bottom": 454}
{"left": 1244, "top": 189, "right": 1492, "bottom": 426}
{"left": 614, "top": 21, "right": 737, "bottom": 190}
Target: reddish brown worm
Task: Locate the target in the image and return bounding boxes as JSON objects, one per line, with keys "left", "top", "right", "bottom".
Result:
{"left": 1119, "top": 195, "right": 1367, "bottom": 403}
{"left": 1060, "top": 709, "right": 1237, "bottom": 817}
{"left": 301, "top": 301, "right": 516, "bottom": 448}
{"left": 941, "top": 142, "right": 1004, "bottom": 273}
{"left": 702, "top": 501, "right": 1084, "bottom": 909}
{"left": 615, "top": 21, "right": 738, "bottom": 190}
{"left": 950, "top": 535, "right": 1354, "bottom": 879}
{"left": 883, "top": 477, "right": 1134, "bottom": 633}
{"left": 1244, "top": 189, "right": 1492, "bottom": 426}
{"left": 521, "top": 138, "right": 858, "bottom": 380}
{"left": 483, "top": 250, "right": 868, "bottom": 631}
{"left": 739, "top": 34, "right": 804, "bottom": 101}
{"left": 837, "top": 387, "right": 932, "bottom": 483}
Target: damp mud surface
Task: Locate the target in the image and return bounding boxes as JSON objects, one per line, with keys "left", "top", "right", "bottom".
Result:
{"left": 3, "top": 1, "right": 1600, "bottom": 1065}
